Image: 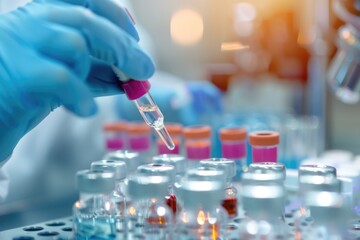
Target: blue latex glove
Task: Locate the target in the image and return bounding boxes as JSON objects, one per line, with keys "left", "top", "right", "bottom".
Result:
{"left": 186, "top": 81, "right": 223, "bottom": 115}
{"left": 0, "top": 0, "right": 155, "bottom": 161}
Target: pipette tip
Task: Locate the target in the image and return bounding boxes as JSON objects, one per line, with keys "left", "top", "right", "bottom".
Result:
{"left": 156, "top": 126, "right": 175, "bottom": 150}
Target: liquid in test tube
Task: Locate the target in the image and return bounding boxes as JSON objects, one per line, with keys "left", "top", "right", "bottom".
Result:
{"left": 112, "top": 67, "right": 175, "bottom": 150}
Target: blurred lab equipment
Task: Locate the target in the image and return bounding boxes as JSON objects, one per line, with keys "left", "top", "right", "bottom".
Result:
{"left": 328, "top": 0, "right": 360, "bottom": 104}
{"left": 103, "top": 122, "right": 128, "bottom": 151}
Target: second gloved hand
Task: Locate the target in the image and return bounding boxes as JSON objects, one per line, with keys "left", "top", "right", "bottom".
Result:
{"left": 0, "top": 0, "right": 155, "bottom": 161}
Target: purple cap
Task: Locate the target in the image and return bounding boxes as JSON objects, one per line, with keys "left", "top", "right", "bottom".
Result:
{"left": 122, "top": 80, "right": 151, "bottom": 100}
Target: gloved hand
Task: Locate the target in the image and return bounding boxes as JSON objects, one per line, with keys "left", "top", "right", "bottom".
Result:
{"left": 186, "top": 81, "right": 223, "bottom": 115}
{"left": 0, "top": 0, "right": 155, "bottom": 161}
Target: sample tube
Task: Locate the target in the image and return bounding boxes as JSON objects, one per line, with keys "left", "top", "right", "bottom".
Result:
{"left": 137, "top": 163, "right": 177, "bottom": 214}
{"left": 157, "top": 123, "right": 183, "bottom": 155}
{"left": 200, "top": 158, "right": 238, "bottom": 218}
{"left": 127, "top": 122, "right": 152, "bottom": 163}
{"left": 90, "top": 160, "right": 128, "bottom": 235}
{"left": 103, "top": 122, "right": 128, "bottom": 151}
{"left": 104, "top": 150, "right": 141, "bottom": 177}
{"left": 112, "top": 67, "right": 175, "bottom": 150}
{"left": 248, "top": 162, "right": 286, "bottom": 183}
{"left": 152, "top": 154, "right": 187, "bottom": 183}
{"left": 249, "top": 131, "right": 280, "bottom": 163}
{"left": 73, "top": 170, "right": 117, "bottom": 240}
{"left": 239, "top": 184, "right": 287, "bottom": 239}
{"left": 183, "top": 125, "right": 212, "bottom": 168}
{"left": 127, "top": 174, "right": 174, "bottom": 239}
{"left": 219, "top": 126, "right": 247, "bottom": 180}
{"left": 176, "top": 179, "right": 228, "bottom": 239}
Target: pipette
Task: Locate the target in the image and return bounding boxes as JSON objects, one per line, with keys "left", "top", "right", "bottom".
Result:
{"left": 112, "top": 66, "right": 175, "bottom": 150}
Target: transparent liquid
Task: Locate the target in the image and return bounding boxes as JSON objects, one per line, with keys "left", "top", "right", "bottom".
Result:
{"left": 75, "top": 217, "right": 117, "bottom": 240}
{"left": 138, "top": 105, "right": 164, "bottom": 129}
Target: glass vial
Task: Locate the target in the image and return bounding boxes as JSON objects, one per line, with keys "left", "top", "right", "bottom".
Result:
{"left": 127, "top": 122, "right": 152, "bottom": 164}
{"left": 239, "top": 184, "right": 288, "bottom": 239}
{"left": 137, "top": 163, "right": 177, "bottom": 215}
{"left": 91, "top": 160, "right": 128, "bottom": 237}
{"left": 127, "top": 174, "right": 174, "bottom": 239}
{"left": 73, "top": 169, "right": 117, "bottom": 240}
{"left": 219, "top": 126, "right": 247, "bottom": 181}
{"left": 200, "top": 158, "right": 238, "bottom": 218}
{"left": 175, "top": 179, "right": 228, "bottom": 240}
{"left": 103, "top": 122, "right": 128, "bottom": 151}
{"left": 183, "top": 125, "right": 212, "bottom": 168}
{"left": 249, "top": 131, "right": 280, "bottom": 163}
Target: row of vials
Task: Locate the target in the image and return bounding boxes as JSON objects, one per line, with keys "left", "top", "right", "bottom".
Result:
{"left": 72, "top": 148, "right": 354, "bottom": 239}
{"left": 103, "top": 122, "right": 282, "bottom": 180}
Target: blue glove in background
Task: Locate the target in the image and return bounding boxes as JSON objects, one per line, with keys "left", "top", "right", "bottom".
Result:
{"left": 0, "top": 0, "right": 155, "bottom": 161}
{"left": 186, "top": 81, "right": 223, "bottom": 116}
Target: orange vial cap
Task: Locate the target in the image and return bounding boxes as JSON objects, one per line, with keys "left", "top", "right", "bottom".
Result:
{"left": 183, "top": 125, "right": 211, "bottom": 139}
{"left": 219, "top": 127, "right": 247, "bottom": 141}
{"left": 164, "top": 123, "right": 183, "bottom": 135}
{"left": 103, "top": 122, "right": 128, "bottom": 132}
{"left": 249, "top": 131, "right": 280, "bottom": 146}
{"left": 127, "top": 122, "right": 152, "bottom": 134}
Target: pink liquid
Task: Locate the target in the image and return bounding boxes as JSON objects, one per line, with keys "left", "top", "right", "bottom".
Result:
{"left": 222, "top": 141, "right": 246, "bottom": 159}
{"left": 252, "top": 146, "right": 277, "bottom": 163}
{"left": 129, "top": 135, "right": 151, "bottom": 151}
{"left": 186, "top": 144, "right": 211, "bottom": 160}
{"left": 158, "top": 142, "right": 180, "bottom": 154}
{"left": 106, "top": 138, "right": 124, "bottom": 150}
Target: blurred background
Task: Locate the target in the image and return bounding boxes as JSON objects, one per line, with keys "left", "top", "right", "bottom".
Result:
{"left": 1, "top": 0, "right": 360, "bottom": 231}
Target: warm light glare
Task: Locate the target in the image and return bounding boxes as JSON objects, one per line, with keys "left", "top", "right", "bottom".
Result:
{"left": 171, "top": 9, "right": 204, "bottom": 45}
{"left": 221, "top": 41, "right": 249, "bottom": 51}
{"left": 197, "top": 210, "right": 206, "bottom": 225}
{"left": 157, "top": 206, "right": 166, "bottom": 216}
{"left": 129, "top": 206, "right": 136, "bottom": 216}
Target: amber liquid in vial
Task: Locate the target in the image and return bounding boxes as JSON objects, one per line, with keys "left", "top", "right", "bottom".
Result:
{"left": 222, "top": 197, "right": 238, "bottom": 218}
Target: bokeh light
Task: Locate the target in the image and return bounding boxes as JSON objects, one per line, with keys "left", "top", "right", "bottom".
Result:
{"left": 171, "top": 9, "right": 204, "bottom": 45}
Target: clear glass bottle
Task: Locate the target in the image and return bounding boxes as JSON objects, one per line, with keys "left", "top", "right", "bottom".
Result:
{"left": 73, "top": 169, "right": 118, "bottom": 240}
{"left": 137, "top": 163, "right": 177, "bottom": 215}
{"left": 293, "top": 174, "right": 341, "bottom": 238}
{"left": 103, "top": 122, "right": 128, "bottom": 151}
{"left": 200, "top": 158, "right": 238, "bottom": 219}
{"left": 90, "top": 160, "right": 128, "bottom": 236}
{"left": 127, "top": 174, "right": 174, "bottom": 239}
{"left": 249, "top": 131, "right": 280, "bottom": 163}
{"left": 219, "top": 126, "right": 247, "bottom": 181}
{"left": 152, "top": 154, "right": 187, "bottom": 183}
{"left": 175, "top": 179, "right": 228, "bottom": 240}
{"left": 238, "top": 184, "right": 288, "bottom": 239}
{"left": 248, "top": 162, "right": 286, "bottom": 183}
{"left": 103, "top": 150, "right": 141, "bottom": 178}
{"left": 183, "top": 125, "right": 212, "bottom": 168}
{"left": 157, "top": 123, "right": 183, "bottom": 155}
{"left": 304, "top": 191, "right": 351, "bottom": 239}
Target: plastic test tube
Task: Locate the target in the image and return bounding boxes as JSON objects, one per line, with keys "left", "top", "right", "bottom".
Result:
{"left": 249, "top": 131, "right": 280, "bottom": 163}
{"left": 103, "top": 122, "right": 128, "bottom": 151}
{"left": 183, "top": 125, "right": 212, "bottom": 168}
{"left": 157, "top": 123, "right": 183, "bottom": 155}
{"left": 112, "top": 67, "right": 175, "bottom": 151}
{"left": 219, "top": 126, "right": 247, "bottom": 180}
